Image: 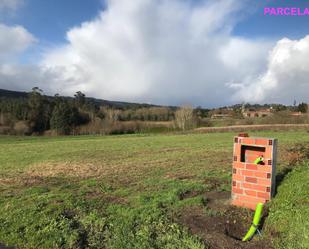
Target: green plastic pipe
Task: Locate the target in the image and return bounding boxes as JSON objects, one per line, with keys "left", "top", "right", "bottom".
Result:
{"left": 242, "top": 203, "right": 264, "bottom": 242}
{"left": 253, "top": 156, "right": 264, "bottom": 165}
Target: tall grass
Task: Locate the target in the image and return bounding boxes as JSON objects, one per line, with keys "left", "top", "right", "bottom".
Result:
{"left": 265, "top": 160, "right": 309, "bottom": 249}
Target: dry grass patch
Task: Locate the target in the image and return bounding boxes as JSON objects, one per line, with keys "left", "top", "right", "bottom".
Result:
{"left": 26, "top": 162, "right": 105, "bottom": 178}
{"left": 0, "top": 175, "right": 44, "bottom": 187}
{"left": 25, "top": 159, "right": 171, "bottom": 180}
{"left": 0, "top": 177, "right": 19, "bottom": 186}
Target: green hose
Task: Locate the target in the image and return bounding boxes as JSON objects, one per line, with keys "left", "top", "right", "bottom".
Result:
{"left": 242, "top": 203, "right": 264, "bottom": 242}
{"left": 254, "top": 156, "right": 264, "bottom": 165}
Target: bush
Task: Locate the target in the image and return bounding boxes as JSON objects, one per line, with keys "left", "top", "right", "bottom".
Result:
{"left": 0, "top": 125, "right": 11, "bottom": 135}
{"left": 174, "top": 106, "right": 196, "bottom": 131}
{"left": 255, "top": 111, "right": 309, "bottom": 125}
{"left": 0, "top": 113, "right": 15, "bottom": 126}
{"left": 74, "top": 121, "right": 173, "bottom": 136}
{"left": 50, "top": 101, "right": 80, "bottom": 135}
{"left": 13, "top": 121, "right": 31, "bottom": 135}
{"left": 285, "top": 143, "right": 309, "bottom": 165}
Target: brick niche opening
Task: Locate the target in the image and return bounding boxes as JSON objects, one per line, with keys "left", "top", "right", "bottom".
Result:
{"left": 231, "top": 134, "right": 277, "bottom": 210}
{"left": 240, "top": 145, "right": 265, "bottom": 163}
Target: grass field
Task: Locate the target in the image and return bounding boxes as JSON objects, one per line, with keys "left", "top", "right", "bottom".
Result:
{"left": 0, "top": 131, "right": 308, "bottom": 249}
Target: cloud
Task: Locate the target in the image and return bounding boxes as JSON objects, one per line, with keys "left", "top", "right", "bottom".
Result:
{"left": 231, "top": 36, "right": 309, "bottom": 104}
{"left": 0, "top": 0, "right": 308, "bottom": 107}
{"left": 0, "top": 63, "right": 61, "bottom": 92}
{"left": 0, "top": 0, "right": 23, "bottom": 13}
{"left": 0, "top": 23, "right": 36, "bottom": 62}
{"left": 0, "top": 23, "right": 39, "bottom": 90}
{"left": 41, "top": 0, "right": 272, "bottom": 106}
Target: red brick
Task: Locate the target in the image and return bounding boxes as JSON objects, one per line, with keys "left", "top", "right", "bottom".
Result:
{"left": 241, "top": 138, "right": 255, "bottom": 144}
{"left": 245, "top": 202, "right": 260, "bottom": 210}
{"left": 231, "top": 199, "right": 257, "bottom": 210}
{"left": 243, "top": 183, "right": 266, "bottom": 192}
{"left": 232, "top": 188, "right": 243, "bottom": 194}
{"left": 244, "top": 189, "right": 257, "bottom": 197}
{"left": 245, "top": 177, "right": 257, "bottom": 183}
{"left": 238, "top": 133, "right": 249, "bottom": 137}
{"left": 246, "top": 164, "right": 258, "bottom": 170}
{"left": 265, "top": 147, "right": 272, "bottom": 158}
{"left": 234, "top": 144, "right": 241, "bottom": 153}
{"left": 247, "top": 151, "right": 262, "bottom": 158}
{"left": 231, "top": 135, "right": 277, "bottom": 209}
{"left": 257, "top": 192, "right": 271, "bottom": 199}
{"left": 255, "top": 139, "right": 268, "bottom": 146}
{"left": 257, "top": 178, "right": 271, "bottom": 186}
{"left": 234, "top": 149, "right": 240, "bottom": 157}
{"left": 231, "top": 199, "right": 242, "bottom": 206}
{"left": 255, "top": 171, "right": 267, "bottom": 178}
{"left": 233, "top": 174, "right": 244, "bottom": 181}
{"left": 238, "top": 195, "right": 266, "bottom": 204}
{"left": 246, "top": 155, "right": 259, "bottom": 163}
{"left": 241, "top": 170, "right": 255, "bottom": 177}
{"left": 233, "top": 162, "right": 245, "bottom": 169}
{"left": 257, "top": 165, "right": 272, "bottom": 172}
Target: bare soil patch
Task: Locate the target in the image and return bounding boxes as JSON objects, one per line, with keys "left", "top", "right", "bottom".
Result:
{"left": 179, "top": 190, "right": 203, "bottom": 200}
{"left": 178, "top": 191, "right": 272, "bottom": 249}
{"left": 204, "top": 178, "right": 229, "bottom": 191}
{"left": 164, "top": 173, "right": 196, "bottom": 181}
{"left": 202, "top": 191, "right": 230, "bottom": 210}
{"left": 0, "top": 175, "right": 44, "bottom": 187}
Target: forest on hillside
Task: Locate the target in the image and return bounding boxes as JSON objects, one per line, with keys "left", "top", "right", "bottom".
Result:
{"left": 0, "top": 88, "right": 307, "bottom": 136}
{"left": 0, "top": 88, "right": 182, "bottom": 135}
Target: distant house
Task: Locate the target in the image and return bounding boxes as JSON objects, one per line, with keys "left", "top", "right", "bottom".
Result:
{"left": 211, "top": 114, "right": 233, "bottom": 119}
{"left": 290, "top": 112, "right": 303, "bottom": 116}
{"left": 242, "top": 109, "right": 273, "bottom": 118}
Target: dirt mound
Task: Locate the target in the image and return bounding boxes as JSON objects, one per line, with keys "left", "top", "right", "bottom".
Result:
{"left": 178, "top": 191, "right": 272, "bottom": 249}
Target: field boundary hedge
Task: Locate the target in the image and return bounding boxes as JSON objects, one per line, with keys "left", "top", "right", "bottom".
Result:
{"left": 195, "top": 124, "right": 309, "bottom": 133}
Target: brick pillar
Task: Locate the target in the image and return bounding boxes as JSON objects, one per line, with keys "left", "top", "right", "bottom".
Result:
{"left": 231, "top": 134, "right": 277, "bottom": 210}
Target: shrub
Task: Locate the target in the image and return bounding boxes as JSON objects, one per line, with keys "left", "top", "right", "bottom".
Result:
{"left": 13, "top": 121, "right": 31, "bottom": 135}
{"left": 50, "top": 101, "right": 80, "bottom": 135}
{"left": 0, "top": 125, "right": 11, "bottom": 135}
{"left": 174, "top": 105, "right": 196, "bottom": 131}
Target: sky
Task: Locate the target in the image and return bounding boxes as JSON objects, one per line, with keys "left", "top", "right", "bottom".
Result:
{"left": 0, "top": 0, "right": 308, "bottom": 107}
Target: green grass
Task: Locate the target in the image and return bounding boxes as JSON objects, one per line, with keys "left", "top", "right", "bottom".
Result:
{"left": 265, "top": 160, "right": 309, "bottom": 249}
{"left": 0, "top": 131, "right": 308, "bottom": 248}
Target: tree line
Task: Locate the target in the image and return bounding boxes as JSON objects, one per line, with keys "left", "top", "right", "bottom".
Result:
{"left": 0, "top": 88, "right": 186, "bottom": 135}
{"left": 1, "top": 87, "right": 306, "bottom": 136}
